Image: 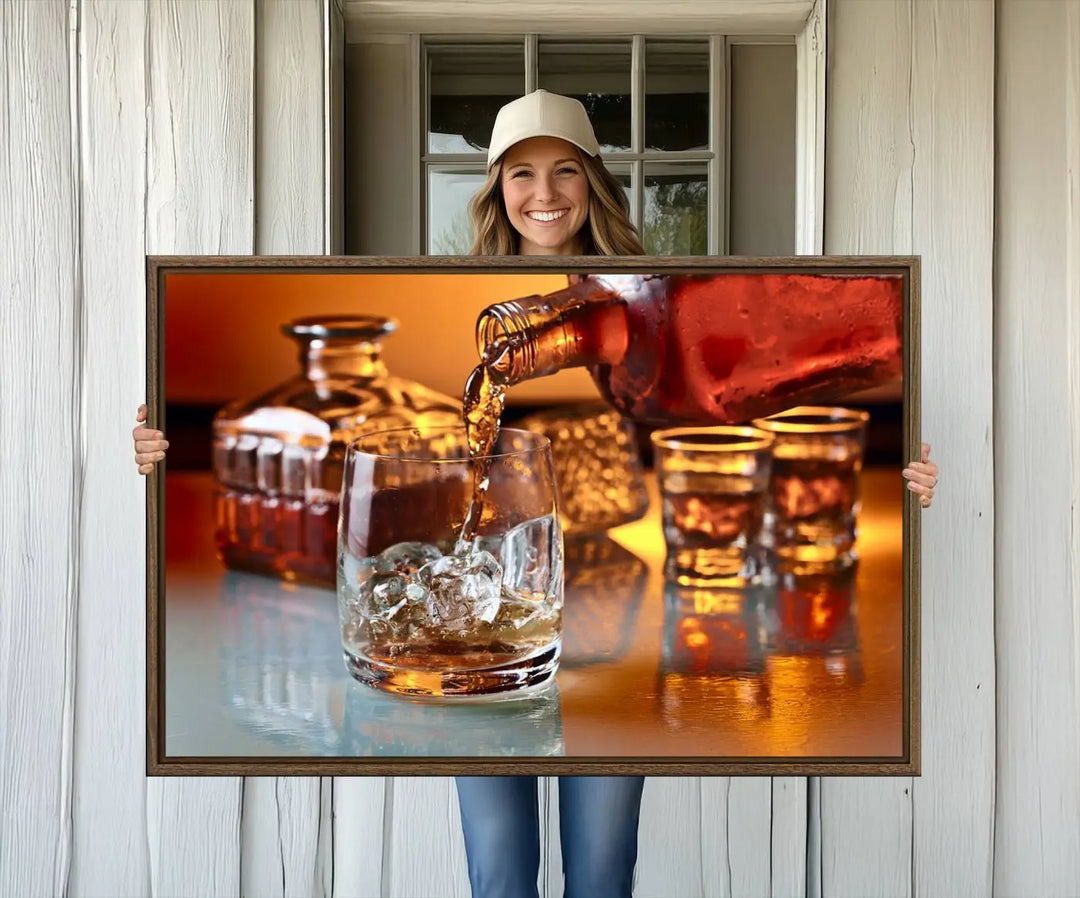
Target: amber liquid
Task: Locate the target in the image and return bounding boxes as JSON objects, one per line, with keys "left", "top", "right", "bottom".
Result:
{"left": 664, "top": 490, "right": 768, "bottom": 549}
{"left": 458, "top": 342, "right": 512, "bottom": 545}
{"left": 660, "top": 473, "right": 770, "bottom": 584}
{"left": 768, "top": 453, "right": 861, "bottom": 564}
{"left": 212, "top": 422, "right": 347, "bottom": 587}
{"left": 345, "top": 589, "right": 557, "bottom": 673}
{"left": 774, "top": 567, "right": 859, "bottom": 655}
{"left": 771, "top": 456, "right": 860, "bottom": 524}
{"left": 216, "top": 490, "right": 338, "bottom": 586}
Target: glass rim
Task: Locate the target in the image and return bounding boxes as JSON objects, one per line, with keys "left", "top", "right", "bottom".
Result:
{"left": 346, "top": 425, "right": 551, "bottom": 463}
{"left": 650, "top": 425, "right": 774, "bottom": 453}
{"left": 751, "top": 405, "right": 870, "bottom": 434}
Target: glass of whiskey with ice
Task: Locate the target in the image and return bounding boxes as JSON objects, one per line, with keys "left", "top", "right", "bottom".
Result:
{"left": 337, "top": 426, "right": 564, "bottom": 699}
{"left": 650, "top": 426, "right": 776, "bottom": 587}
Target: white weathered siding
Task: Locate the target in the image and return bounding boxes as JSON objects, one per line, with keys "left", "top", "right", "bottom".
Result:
{"left": 823, "top": 5, "right": 920, "bottom": 890}
{"left": 2, "top": 1, "right": 1078, "bottom": 896}
{"left": 994, "top": 1, "right": 1080, "bottom": 893}
{"left": 247, "top": 3, "right": 336, "bottom": 896}
{"left": 71, "top": 1, "right": 152, "bottom": 895}
{"left": 144, "top": 0, "right": 253, "bottom": 891}
{"left": 0, "top": 2, "right": 78, "bottom": 896}
{"left": 823, "top": 2, "right": 997, "bottom": 897}
{"left": 332, "top": 779, "right": 386, "bottom": 896}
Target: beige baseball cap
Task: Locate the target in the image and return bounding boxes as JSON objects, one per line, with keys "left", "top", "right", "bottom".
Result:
{"left": 486, "top": 90, "right": 601, "bottom": 168}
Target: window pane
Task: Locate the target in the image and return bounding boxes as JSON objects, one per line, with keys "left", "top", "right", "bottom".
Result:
{"left": 427, "top": 168, "right": 486, "bottom": 254}
{"left": 428, "top": 43, "right": 524, "bottom": 154}
{"left": 645, "top": 40, "right": 710, "bottom": 152}
{"left": 605, "top": 164, "right": 635, "bottom": 224}
{"left": 643, "top": 164, "right": 708, "bottom": 256}
{"left": 537, "top": 40, "right": 631, "bottom": 153}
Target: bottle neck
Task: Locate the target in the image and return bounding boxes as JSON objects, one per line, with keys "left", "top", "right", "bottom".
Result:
{"left": 299, "top": 338, "right": 388, "bottom": 381}
{"left": 475, "top": 277, "right": 627, "bottom": 386}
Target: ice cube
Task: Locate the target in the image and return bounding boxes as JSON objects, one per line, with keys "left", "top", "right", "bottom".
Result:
{"left": 463, "top": 549, "right": 502, "bottom": 623}
{"left": 464, "top": 548, "right": 503, "bottom": 584}
{"left": 372, "top": 574, "right": 406, "bottom": 602}
{"left": 374, "top": 541, "right": 443, "bottom": 577}
{"left": 405, "top": 581, "right": 429, "bottom": 603}
{"left": 418, "top": 554, "right": 463, "bottom": 584}
{"left": 501, "top": 515, "right": 562, "bottom": 599}
{"left": 420, "top": 549, "right": 504, "bottom": 630}
{"left": 366, "top": 618, "right": 392, "bottom": 644}
{"left": 471, "top": 533, "right": 505, "bottom": 562}
{"left": 501, "top": 596, "right": 546, "bottom": 631}
{"left": 363, "top": 572, "right": 411, "bottom": 621}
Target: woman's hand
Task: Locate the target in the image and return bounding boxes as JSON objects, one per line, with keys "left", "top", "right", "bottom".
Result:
{"left": 902, "top": 442, "right": 938, "bottom": 508}
{"left": 133, "top": 404, "right": 169, "bottom": 475}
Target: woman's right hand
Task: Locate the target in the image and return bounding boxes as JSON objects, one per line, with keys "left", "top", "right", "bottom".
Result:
{"left": 133, "top": 403, "right": 169, "bottom": 475}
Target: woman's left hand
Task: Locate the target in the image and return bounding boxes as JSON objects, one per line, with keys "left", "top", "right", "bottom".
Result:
{"left": 902, "top": 442, "right": 938, "bottom": 509}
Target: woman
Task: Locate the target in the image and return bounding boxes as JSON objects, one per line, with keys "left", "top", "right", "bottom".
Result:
{"left": 132, "top": 90, "right": 940, "bottom": 897}
{"left": 452, "top": 90, "right": 649, "bottom": 898}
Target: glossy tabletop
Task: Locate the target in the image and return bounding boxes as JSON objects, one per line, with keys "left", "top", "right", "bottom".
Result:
{"left": 163, "top": 470, "right": 906, "bottom": 761}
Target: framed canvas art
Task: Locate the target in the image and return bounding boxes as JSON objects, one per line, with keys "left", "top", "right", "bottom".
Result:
{"left": 146, "top": 255, "right": 920, "bottom": 776}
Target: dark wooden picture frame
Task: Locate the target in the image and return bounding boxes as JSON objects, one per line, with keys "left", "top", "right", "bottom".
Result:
{"left": 146, "top": 254, "right": 920, "bottom": 777}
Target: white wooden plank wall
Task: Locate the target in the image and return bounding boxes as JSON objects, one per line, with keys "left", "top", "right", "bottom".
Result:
{"left": 907, "top": 4, "right": 996, "bottom": 895}
{"left": 633, "top": 776, "right": 780, "bottom": 897}
{"left": 0, "top": 2, "right": 79, "bottom": 897}
{"left": 245, "top": 3, "right": 334, "bottom": 897}
{"left": 821, "top": 4, "right": 918, "bottom": 890}
{"left": 994, "top": 2, "right": 1080, "bottom": 893}
{"left": 71, "top": 1, "right": 152, "bottom": 895}
{"left": 3, "top": 1, "right": 1080, "bottom": 897}
{"left": 822, "top": 2, "right": 997, "bottom": 898}
{"left": 143, "top": 0, "right": 252, "bottom": 890}
{"left": 332, "top": 778, "right": 386, "bottom": 896}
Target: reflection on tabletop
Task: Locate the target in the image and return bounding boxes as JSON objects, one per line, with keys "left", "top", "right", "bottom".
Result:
{"left": 214, "top": 544, "right": 869, "bottom": 757}
{"left": 166, "top": 468, "right": 903, "bottom": 759}
{"left": 215, "top": 535, "right": 648, "bottom": 756}
{"left": 560, "top": 536, "right": 648, "bottom": 669}
{"left": 219, "top": 570, "right": 564, "bottom": 757}
{"left": 659, "top": 567, "right": 864, "bottom": 729}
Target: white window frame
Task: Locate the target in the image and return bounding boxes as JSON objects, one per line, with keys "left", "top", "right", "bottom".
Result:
{"left": 345, "top": 0, "right": 826, "bottom": 256}
{"left": 421, "top": 34, "right": 724, "bottom": 254}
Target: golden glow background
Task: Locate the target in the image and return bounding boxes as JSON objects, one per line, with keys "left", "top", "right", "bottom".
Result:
{"left": 164, "top": 270, "right": 902, "bottom": 408}
{"left": 165, "top": 272, "right": 597, "bottom": 406}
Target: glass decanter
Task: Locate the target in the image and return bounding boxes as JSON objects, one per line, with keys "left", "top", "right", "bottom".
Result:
{"left": 212, "top": 315, "right": 462, "bottom": 588}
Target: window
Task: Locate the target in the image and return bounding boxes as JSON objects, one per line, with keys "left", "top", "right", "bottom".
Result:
{"left": 423, "top": 36, "right": 760, "bottom": 256}
{"left": 341, "top": 33, "right": 802, "bottom": 257}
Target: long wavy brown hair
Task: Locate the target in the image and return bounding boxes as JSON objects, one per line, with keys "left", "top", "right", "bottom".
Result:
{"left": 468, "top": 150, "right": 645, "bottom": 256}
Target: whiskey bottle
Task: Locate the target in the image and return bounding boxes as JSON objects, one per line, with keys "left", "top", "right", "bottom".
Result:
{"left": 475, "top": 271, "right": 904, "bottom": 426}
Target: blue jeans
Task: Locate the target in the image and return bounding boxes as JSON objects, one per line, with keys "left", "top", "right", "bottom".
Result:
{"left": 454, "top": 775, "right": 646, "bottom": 898}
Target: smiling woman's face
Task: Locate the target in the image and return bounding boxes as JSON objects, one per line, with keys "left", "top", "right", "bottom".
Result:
{"left": 499, "top": 136, "right": 590, "bottom": 255}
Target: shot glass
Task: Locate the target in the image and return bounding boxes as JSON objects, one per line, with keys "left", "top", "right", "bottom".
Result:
{"left": 751, "top": 406, "right": 869, "bottom": 572}
{"left": 337, "top": 426, "right": 564, "bottom": 699}
{"left": 517, "top": 402, "right": 649, "bottom": 536}
{"left": 650, "top": 426, "right": 775, "bottom": 587}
